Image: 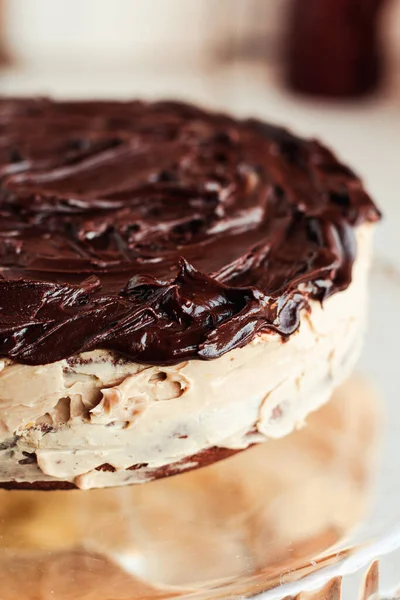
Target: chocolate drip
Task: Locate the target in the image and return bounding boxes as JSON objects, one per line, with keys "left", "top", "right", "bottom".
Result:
{"left": 0, "top": 98, "right": 380, "bottom": 366}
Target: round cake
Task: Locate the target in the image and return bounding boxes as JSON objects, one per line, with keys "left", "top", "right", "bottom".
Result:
{"left": 0, "top": 98, "right": 380, "bottom": 489}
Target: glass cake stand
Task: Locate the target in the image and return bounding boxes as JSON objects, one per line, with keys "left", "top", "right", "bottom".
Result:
{"left": 0, "top": 260, "right": 398, "bottom": 600}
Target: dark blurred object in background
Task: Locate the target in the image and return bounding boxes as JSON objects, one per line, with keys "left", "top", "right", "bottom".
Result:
{"left": 286, "top": 0, "right": 389, "bottom": 98}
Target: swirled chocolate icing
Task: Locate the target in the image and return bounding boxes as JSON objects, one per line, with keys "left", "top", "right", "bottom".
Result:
{"left": 0, "top": 98, "right": 380, "bottom": 366}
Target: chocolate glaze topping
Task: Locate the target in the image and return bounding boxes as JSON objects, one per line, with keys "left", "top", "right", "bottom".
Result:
{"left": 0, "top": 98, "right": 380, "bottom": 366}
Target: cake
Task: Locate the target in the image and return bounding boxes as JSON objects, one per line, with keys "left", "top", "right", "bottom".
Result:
{"left": 0, "top": 98, "right": 380, "bottom": 489}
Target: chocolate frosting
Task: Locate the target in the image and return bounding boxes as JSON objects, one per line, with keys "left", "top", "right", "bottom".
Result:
{"left": 0, "top": 98, "right": 380, "bottom": 366}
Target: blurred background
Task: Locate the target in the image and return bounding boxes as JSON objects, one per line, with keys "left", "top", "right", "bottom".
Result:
{"left": 1, "top": 0, "right": 400, "bottom": 98}
{"left": 0, "top": 0, "right": 399, "bottom": 259}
